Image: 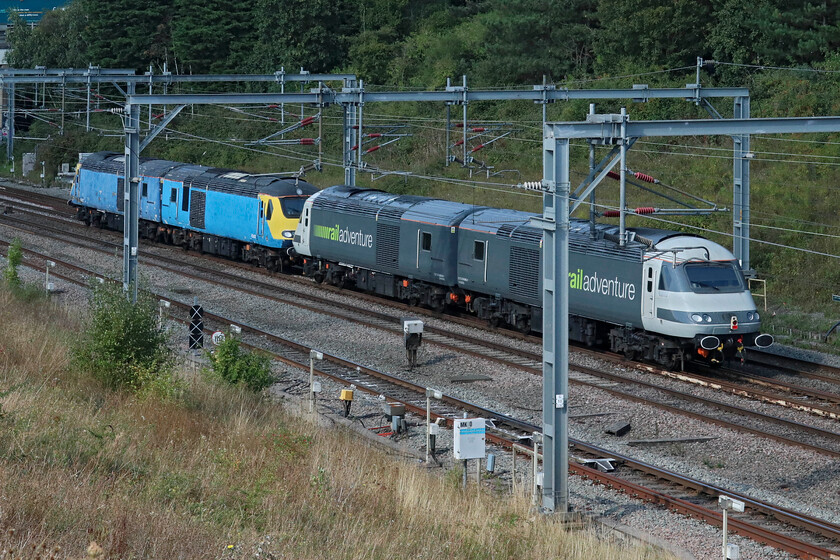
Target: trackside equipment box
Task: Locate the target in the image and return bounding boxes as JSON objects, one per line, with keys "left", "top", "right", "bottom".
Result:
{"left": 453, "top": 418, "right": 485, "bottom": 460}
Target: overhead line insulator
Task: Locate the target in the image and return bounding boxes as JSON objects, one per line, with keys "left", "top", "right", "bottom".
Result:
{"left": 602, "top": 210, "right": 620, "bottom": 217}
{"left": 470, "top": 127, "right": 486, "bottom": 132}
{"left": 350, "top": 144, "right": 359, "bottom": 151}
{"left": 300, "top": 138, "right": 316, "bottom": 145}
{"left": 453, "top": 140, "right": 464, "bottom": 147}
{"left": 365, "top": 145, "right": 381, "bottom": 154}
{"left": 470, "top": 144, "right": 485, "bottom": 153}
{"left": 607, "top": 171, "right": 621, "bottom": 180}
{"left": 634, "top": 172, "right": 657, "bottom": 183}
{"left": 367, "top": 133, "right": 382, "bottom": 138}
{"left": 634, "top": 207, "right": 655, "bottom": 214}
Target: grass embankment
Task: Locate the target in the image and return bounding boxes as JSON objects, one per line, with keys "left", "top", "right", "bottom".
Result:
{"left": 0, "top": 288, "right": 674, "bottom": 559}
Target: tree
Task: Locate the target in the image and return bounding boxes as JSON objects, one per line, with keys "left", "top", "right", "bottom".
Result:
{"left": 348, "top": 0, "right": 408, "bottom": 82}
{"left": 171, "top": 0, "right": 256, "bottom": 74}
{"left": 708, "top": 0, "right": 840, "bottom": 69}
{"left": 250, "top": 0, "right": 353, "bottom": 73}
{"left": 80, "top": 0, "right": 173, "bottom": 71}
{"left": 594, "top": 0, "right": 712, "bottom": 73}
{"left": 7, "top": 8, "right": 89, "bottom": 68}
{"left": 474, "top": 0, "right": 597, "bottom": 86}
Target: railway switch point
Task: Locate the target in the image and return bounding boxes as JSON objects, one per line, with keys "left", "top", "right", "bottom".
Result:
{"left": 580, "top": 458, "right": 616, "bottom": 473}
{"left": 605, "top": 421, "right": 631, "bottom": 437}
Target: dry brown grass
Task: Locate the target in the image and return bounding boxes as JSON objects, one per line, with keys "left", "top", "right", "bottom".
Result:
{"left": 0, "top": 288, "right": 675, "bottom": 559}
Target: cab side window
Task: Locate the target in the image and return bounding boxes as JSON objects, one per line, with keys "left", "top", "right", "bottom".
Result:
{"left": 474, "top": 240, "right": 485, "bottom": 261}
{"left": 266, "top": 200, "right": 274, "bottom": 220}
{"left": 421, "top": 232, "right": 431, "bottom": 251}
{"left": 659, "top": 266, "right": 672, "bottom": 291}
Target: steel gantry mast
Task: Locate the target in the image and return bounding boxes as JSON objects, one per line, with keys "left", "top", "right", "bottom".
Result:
{"left": 120, "top": 86, "right": 772, "bottom": 513}
{"left": 123, "top": 81, "right": 755, "bottom": 271}
{"left": 540, "top": 112, "right": 840, "bottom": 513}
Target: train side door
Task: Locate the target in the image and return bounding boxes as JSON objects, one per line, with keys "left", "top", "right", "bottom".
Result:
{"left": 258, "top": 198, "right": 266, "bottom": 239}
{"left": 416, "top": 229, "right": 432, "bottom": 272}
{"left": 294, "top": 202, "right": 312, "bottom": 255}
{"left": 642, "top": 263, "right": 656, "bottom": 319}
{"left": 165, "top": 183, "right": 178, "bottom": 222}
{"left": 180, "top": 183, "right": 190, "bottom": 225}
{"left": 141, "top": 178, "right": 161, "bottom": 221}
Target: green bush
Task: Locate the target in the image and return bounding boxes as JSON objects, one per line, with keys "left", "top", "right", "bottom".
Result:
{"left": 3, "top": 238, "right": 22, "bottom": 290}
{"left": 207, "top": 335, "right": 273, "bottom": 392}
{"left": 72, "top": 281, "right": 174, "bottom": 393}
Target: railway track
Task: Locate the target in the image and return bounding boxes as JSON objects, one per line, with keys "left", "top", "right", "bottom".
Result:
{"left": 3, "top": 205, "right": 840, "bottom": 455}
{"left": 4, "top": 244, "right": 839, "bottom": 559}
{"left": 4, "top": 186, "right": 840, "bottom": 557}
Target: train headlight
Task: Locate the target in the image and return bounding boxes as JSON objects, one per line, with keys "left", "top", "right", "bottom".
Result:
{"left": 702, "top": 314, "right": 712, "bottom": 323}
{"left": 691, "top": 313, "right": 704, "bottom": 323}
{"left": 754, "top": 312, "right": 760, "bottom": 321}
{"left": 746, "top": 312, "right": 755, "bottom": 321}
{"left": 282, "top": 230, "right": 294, "bottom": 239}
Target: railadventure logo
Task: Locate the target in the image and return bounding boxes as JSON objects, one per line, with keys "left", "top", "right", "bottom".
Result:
{"left": 313, "top": 223, "right": 373, "bottom": 248}
{"left": 569, "top": 268, "right": 636, "bottom": 300}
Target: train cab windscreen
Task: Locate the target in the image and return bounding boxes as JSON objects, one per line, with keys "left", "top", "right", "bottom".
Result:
{"left": 280, "top": 197, "right": 307, "bottom": 218}
{"left": 683, "top": 261, "right": 745, "bottom": 293}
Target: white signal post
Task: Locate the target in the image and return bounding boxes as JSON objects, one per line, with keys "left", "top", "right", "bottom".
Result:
{"left": 425, "top": 388, "right": 443, "bottom": 464}
{"left": 44, "top": 260, "right": 55, "bottom": 292}
{"left": 158, "top": 299, "right": 170, "bottom": 329}
{"left": 719, "top": 495, "right": 744, "bottom": 560}
{"left": 309, "top": 349, "right": 323, "bottom": 413}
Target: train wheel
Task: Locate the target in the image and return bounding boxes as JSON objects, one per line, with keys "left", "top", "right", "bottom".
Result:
{"left": 313, "top": 271, "right": 326, "bottom": 284}
{"left": 489, "top": 315, "right": 502, "bottom": 328}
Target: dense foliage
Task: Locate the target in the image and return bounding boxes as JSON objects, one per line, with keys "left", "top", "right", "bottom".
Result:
{"left": 207, "top": 335, "right": 274, "bottom": 392}
{"left": 10, "top": 0, "right": 840, "bottom": 83}
{"left": 72, "top": 282, "right": 175, "bottom": 394}
{"left": 5, "top": 2, "right": 840, "bottom": 318}
{"left": 3, "top": 238, "right": 22, "bottom": 290}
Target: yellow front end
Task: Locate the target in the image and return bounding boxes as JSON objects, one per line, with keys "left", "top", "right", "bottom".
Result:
{"left": 258, "top": 194, "right": 305, "bottom": 245}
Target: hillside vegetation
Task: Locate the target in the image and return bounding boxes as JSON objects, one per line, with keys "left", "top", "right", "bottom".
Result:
{"left": 0, "top": 286, "right": 676, "bottom": 559}
{"left": 4, "top": 1, "right": 840, "bottom": 339}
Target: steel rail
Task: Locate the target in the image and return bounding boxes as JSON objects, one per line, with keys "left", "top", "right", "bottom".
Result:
{"left": 3, "top": 241, "right": 840, "bottom": 559}
{"left": 3, "top": 211, "right": 840, "bottom": 457}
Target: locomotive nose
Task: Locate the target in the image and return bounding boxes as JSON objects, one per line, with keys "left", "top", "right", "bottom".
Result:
{"left": 753, "top": 333, "right": 774, "bottom": 348}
